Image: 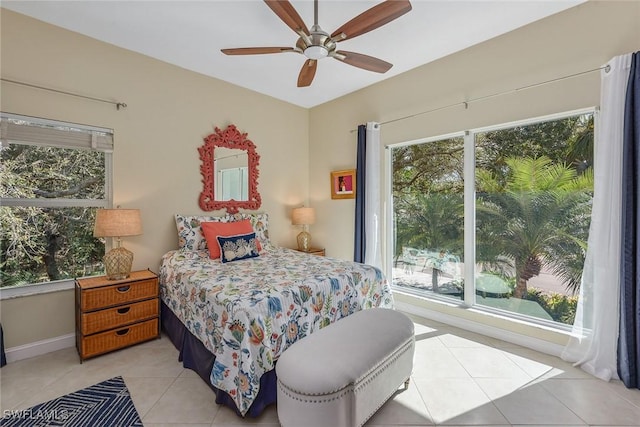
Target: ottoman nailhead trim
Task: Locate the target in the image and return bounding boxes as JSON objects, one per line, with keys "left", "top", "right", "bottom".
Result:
{"left": 277, "top": 379, "right": 349, "bottom": 397}
{"left": 277, "top": 381, "right": 353, "bottom": 404}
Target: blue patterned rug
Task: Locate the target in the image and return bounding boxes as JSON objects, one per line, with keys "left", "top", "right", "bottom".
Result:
{"left": 0, "top": 376, "right": 142, "bottom": 426}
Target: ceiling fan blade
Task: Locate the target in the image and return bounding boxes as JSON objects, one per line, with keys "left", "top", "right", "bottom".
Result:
{"left": 221, "top": 47, "right": 295, "bottom": 55}
{"left": 334, "top": 51, "right": 392, "bottom": 73}
{"left": 264, "top": 0, "right": 310, "bottom": 36}
{"left": 298, "top": 59, "right": 317, "bottom": 87}
{"left": 331, "top": 0, "right": 412, "bottom": 42}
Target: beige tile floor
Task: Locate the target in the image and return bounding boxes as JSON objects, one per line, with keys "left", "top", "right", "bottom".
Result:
{"left": 2, "top": 313, "right": 640, "bottom": 426}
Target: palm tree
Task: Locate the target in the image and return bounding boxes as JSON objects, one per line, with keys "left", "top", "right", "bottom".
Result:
{"left": 394, "top": 192, "right": 463, "bottom": 292}
{"left": 476, "top": 157, "right": 593, "bottom": 298}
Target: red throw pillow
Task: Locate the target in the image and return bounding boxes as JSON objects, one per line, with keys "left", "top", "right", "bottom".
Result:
{"left": 201, "top": 220, "right": 261, "bottom": 259}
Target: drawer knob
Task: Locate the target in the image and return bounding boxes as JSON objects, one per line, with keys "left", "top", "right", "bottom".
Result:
{"left": 117, "top": 306, "right": 131, "bottom": 315}
{"left": 116, "top": 328, "right": 130, "bottom": 336}
{"left": 116, "top": 285, "right": 131, "bottom": 293}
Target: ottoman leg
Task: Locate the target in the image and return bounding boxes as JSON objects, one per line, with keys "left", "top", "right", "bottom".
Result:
{"left": 404, "top": 377, "right": 410, "bottom": 389}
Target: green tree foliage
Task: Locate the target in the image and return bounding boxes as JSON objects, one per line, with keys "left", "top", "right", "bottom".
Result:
{"left": 395, "top": 193, "right": 464, "bottom": 255}
{"left": 0, "top": 144, "right": 105, "bottom": 287}
{"left": 392, "top": 113, "right": 594, "bottom": 309}
{"left": 476, "top": 157, "right": 593, "bottom": 298}
{"left": 476, "top": 115, "right": 594, "bottom": 183}
{"left": 393, "top": 137, "right": 465, "bottom": 262}
{"left": 526, "top": 289, "right": 578, "bottom": 324}
{"left": 393, "top": 138, "right": 464, "bottom": 196}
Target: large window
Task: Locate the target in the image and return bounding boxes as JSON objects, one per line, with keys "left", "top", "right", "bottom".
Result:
{"left": 392, "top": 134, "right": 465, "bottom": 301}
{"left": 390, "top": 110, "right": 594, "bottom": 327}
{"left": 0, "top": 113, "right": 113, "bottom": 288}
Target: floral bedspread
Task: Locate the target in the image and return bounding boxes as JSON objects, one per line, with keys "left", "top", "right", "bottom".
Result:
{"left": 159, "top": 246, "right": 393, "bottom": 416}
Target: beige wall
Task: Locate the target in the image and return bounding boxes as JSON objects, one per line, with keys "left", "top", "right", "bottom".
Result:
{"left": 308, "top": 1, "right": 640, "bottom": 344}
{"left": 0, "top": 9, "right": 309, "bottom": 348}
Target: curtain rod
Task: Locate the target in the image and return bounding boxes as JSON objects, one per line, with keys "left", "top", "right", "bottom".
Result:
{"left": 351, "top": 64, "right": 610, "bottom": 132}
{"left": 1, "top": 78, "right": 127, "bottom": 110}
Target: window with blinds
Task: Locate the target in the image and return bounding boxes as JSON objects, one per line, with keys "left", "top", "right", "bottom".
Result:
{"left": 0, "top": 113, "right": 113, "bottom": 288}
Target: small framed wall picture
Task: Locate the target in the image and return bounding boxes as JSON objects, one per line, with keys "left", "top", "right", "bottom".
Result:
{"left": 330, "top": 169, "right": 356, "bottom": 199}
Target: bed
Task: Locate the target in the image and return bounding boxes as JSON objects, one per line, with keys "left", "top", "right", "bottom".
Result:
{"left": 159, "top": 213, "right": 394, "bottom": 417}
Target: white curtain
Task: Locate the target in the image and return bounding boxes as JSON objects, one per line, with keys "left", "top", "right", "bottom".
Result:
{"left": 364, "top": 122, "right": 382, "bottom": 269}
{"left": 561, "top": 54, "right": 632, "bottom": 380}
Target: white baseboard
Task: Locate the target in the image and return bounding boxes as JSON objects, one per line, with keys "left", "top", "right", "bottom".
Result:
{"left": 5, "top": 333, "right": 75, "bottom": 363}
{"left": 3, "top": 306, "right": 564, "bottom": 363}
{"left": 395, "top": 301, "right": 565, "bottom": 357}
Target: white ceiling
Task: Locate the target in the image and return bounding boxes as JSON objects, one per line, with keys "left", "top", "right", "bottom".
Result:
{"left": 2, "top": 0, "right": 585, "bottom": 108}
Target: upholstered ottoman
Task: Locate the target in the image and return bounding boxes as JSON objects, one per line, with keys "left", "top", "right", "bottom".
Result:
{"left": 276, "top": 308, "right": 415, "bottom": 427}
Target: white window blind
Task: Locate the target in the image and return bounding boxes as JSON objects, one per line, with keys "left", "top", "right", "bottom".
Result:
{"left": 0, "top": 112, "right": 113, "bottom": 152}
{"left": 1, "top": 112, "right": 112, "bottom": 291}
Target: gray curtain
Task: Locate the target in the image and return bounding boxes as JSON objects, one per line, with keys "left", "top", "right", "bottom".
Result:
{"left": 354, "top": 124, "right": 366, "bottom": 263}
{"left": 1, "top": 324, "right": 6, "bottom": 367}
{"left": 619, "top": 51, "right": 640, "bottom": 389}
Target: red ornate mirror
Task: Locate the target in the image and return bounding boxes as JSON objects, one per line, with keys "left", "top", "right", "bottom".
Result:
{"left": 198, "top": 124, "right": 261, "bottom": 214}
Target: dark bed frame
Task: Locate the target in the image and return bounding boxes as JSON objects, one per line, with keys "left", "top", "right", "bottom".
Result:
{"left": 161, "top": 302, "right": 277, "bottom": 417}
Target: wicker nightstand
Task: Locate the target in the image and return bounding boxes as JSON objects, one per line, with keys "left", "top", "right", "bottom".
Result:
{"left": 75, "top": 269, "right": 160, "bottom": 362}
{"left": 295, "top": 247, "right": 325, "bottom": 256}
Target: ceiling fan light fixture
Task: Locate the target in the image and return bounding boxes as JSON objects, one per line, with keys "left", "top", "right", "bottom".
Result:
{"left": 304, "top": 45, "right": 329, "bottom": 60}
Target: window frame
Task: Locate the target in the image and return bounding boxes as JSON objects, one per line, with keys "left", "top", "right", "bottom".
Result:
{"left": 386, "top": 107, "right": 596, "bottom": 331}
{"left": 0, "top": 113, "right": 113, "bottom": 299}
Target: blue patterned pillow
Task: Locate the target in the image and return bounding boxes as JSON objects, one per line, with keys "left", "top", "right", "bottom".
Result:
{"left": 217, "top": 232, "right": 260, "bottom": 263}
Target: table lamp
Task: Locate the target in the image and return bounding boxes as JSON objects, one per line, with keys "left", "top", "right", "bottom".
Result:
{"left": 93, "top": 208, "right": 143, "bottom": 280}
{"left": 292, "top": 207, "right": 316, "bottom": 252}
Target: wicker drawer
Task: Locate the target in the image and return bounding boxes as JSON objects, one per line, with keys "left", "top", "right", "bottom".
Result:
{"left": 81, "top": 318, "right": 159, "bottom": 359}
{"left": 76, "top": 270, "right": 160, "bottom": 361}
{"left": 81, "top": 299, "right": 158, "bottom": 335}
{"left": 81, "top": 278, "right": 158, "bottom": 311}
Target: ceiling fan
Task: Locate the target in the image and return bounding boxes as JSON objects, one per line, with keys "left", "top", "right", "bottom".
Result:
{"left": 221, "top": 0, "right": 412, "bottom": 87}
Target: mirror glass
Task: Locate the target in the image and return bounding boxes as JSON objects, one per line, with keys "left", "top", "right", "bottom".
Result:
{"left": 199, "top": 124, "right": 261, "bottom": 214}
{"left": 215, "top": 147, "right": 248, "bottom": 201}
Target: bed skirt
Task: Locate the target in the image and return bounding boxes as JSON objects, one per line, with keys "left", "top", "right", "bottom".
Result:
{"left": 160, "top": 301, "right": 277, "bottom": 417}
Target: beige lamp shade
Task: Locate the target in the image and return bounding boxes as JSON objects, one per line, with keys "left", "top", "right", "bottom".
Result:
{"left": 292, "top": 207, "right": 315, "bottom": 252}
{"left": 292, "top": 207, "right": 316, "bottom": 226}
{"left": 94, "top": 209, "right": 143, "bottom": 237}
{"left": 94, "top": 209, "right": 142, "bottom": 280}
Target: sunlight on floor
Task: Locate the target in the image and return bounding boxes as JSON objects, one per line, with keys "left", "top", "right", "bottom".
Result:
{"left": 2, "top": 312, "right": 639, "bottom": 426}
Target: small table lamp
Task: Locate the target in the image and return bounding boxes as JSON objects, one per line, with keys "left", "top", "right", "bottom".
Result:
{"left": 93, "top": 208, "right": 143, "bottom": 280}
{"left": 292, "top": 207, "right": 316, "bottom": 252}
